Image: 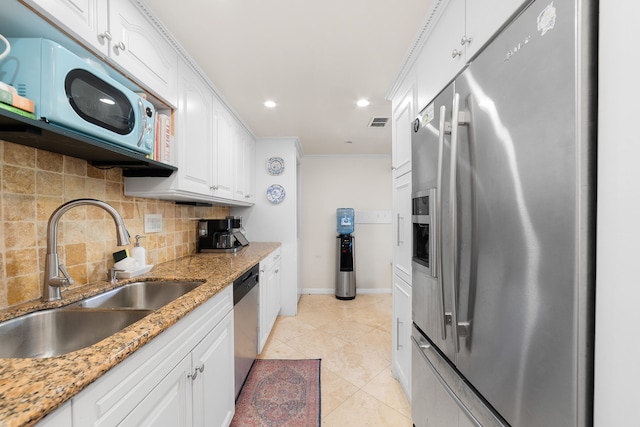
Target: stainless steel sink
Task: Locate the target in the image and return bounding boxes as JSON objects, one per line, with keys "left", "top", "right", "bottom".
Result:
{"left": 0, "top": 308, "right": 152, "bottom": 358}
{"left": 72, "top": 281, "right": 203, "bottom": 310}
{"left": 0, "top": 281, "right": 204, "bottom": 358}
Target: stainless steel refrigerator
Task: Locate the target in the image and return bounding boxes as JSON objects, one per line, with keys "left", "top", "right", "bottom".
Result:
{"left": 410, "top": 0, "right": 596, "bottom": 426}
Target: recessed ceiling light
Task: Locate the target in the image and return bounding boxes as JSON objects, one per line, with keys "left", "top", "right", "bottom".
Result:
{"left": 356, "top": 99, "right": 370, "bottom": 107}
{"left": 264, "top": 100, "right": 277, "bottom": 108}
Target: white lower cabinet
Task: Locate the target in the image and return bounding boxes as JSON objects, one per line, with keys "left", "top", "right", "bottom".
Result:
{"left": 36, "top": 401, "right": 72, "bottom": 427}
{"left": 70, "top": 286, "right": 234, "bottom": 427}
{"left": 392, "top": 275, "right": 412, "bottom": 399}
{"left": 258, "top": 248, "right": 282, "bottom": 353}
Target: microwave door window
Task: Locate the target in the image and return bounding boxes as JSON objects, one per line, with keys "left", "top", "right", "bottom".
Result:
{"left": 65, "top": 69, "right": 134, "bottom": 135}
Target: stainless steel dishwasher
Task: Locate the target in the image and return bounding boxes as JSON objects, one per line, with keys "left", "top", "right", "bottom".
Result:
{"left": 233, "top": 264, "right": 260, "bottom": 399}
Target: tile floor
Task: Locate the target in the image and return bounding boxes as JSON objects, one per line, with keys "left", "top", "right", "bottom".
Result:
{"left": 258, "top": 293, "right": 413, "bottom": 426}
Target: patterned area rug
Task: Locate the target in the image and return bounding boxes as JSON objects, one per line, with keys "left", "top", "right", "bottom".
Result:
{"left": 231, "top": 359, "right": 321, "bottom": 427}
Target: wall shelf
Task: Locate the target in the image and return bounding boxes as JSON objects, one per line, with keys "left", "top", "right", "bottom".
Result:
{"left": 0, "top": 109, "right": 176, "bottom": 177}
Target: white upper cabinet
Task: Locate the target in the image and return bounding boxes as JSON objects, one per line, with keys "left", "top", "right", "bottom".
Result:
{"left": 26, "top": 0, "right": 110, "bottom": 55}
{"left": 392, "top": 84, "right": 415, "bottom": 178}
{"left": 414, "top": 0, "right": 525, "bottom": 108}
{"left": 25, "top": 0, "right": 178, "bottom": 106}
{"left": 108, "top": 0, "right": 178, "bottom": 105}
{"left": 175, "top": 59, "right": 215, "bottom": 196}
{"left": 212, "top": 101, "right": 235, "bottom": 200}
{"left": 465, "top": 0, "right": 525, "bottom": 60}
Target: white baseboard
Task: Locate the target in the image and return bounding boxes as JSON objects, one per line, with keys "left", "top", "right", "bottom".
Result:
{"left": 300, "top": 288, "right": 392, "bottom": 295}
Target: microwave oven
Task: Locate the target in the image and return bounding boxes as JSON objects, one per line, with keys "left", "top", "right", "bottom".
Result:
{"left": 0, "top": 38, "right": 154, "bottom": 155}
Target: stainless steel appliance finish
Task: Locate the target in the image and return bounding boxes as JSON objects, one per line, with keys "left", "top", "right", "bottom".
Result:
{"left": 411, "top": 0, "right": 596, "bottom": 426}
{"left": 233, "top": 264, "right": 260, "bottom": 399}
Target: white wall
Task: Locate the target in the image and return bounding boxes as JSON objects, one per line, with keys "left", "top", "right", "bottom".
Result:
{"left": 301, "top": 155, "right": 392, "bottom": 294}
{"left": 232, "top": 137, "right": 302, "bottom": 316}
{"left": 594, "top": 1, "right": 640, "bottom": 424}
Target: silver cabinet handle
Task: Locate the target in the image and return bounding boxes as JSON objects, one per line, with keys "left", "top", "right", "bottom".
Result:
{"left": 188, "top": 364, "right": 205, "bottom": 380}
{"left": 396, "top": 317, "right": 403, "bottom": 350}
{"left": 98, "top": 31, "right": 112, "bottom": 42}
{"left": 460, "top": 36, "right": 472, "bottom": 46}
{"left": 451, "top": 49, "right": 463, "bottom": 58}
{"left": 114, "top": 41, "right": 126, "bottom": 53}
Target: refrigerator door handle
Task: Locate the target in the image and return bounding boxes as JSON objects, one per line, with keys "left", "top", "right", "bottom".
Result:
{"left": 450, "top": 93, "right": 462, "bottom": 353}
{"left": 436, "top": 105, "right": 447, "bottom": 341}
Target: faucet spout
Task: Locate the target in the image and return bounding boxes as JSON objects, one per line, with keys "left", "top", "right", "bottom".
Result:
{"left": 43, "top": 199, "right": 131, "bottom": 302}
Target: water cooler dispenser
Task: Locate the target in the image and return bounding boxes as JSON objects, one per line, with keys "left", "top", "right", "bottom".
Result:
{"left": 336, "top": 208, "right": 356, "bottom": 300}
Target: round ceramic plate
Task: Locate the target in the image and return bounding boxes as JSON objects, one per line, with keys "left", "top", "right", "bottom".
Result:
{"left": 266, "top": 184, "right": 286, "bottom": 204}
{"left": 267, "top": 157, "right": 285, "bottom": 175}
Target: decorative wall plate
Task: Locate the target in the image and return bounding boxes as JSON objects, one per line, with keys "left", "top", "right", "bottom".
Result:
{"left": 267, "top": 157, "right": 285, "bottom": 175}
{"left": 266, "top": 184, "right": 286, "bottom": 204}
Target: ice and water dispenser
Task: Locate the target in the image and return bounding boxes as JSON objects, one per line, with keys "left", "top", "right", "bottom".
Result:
{"left": 336, "top": 208, "right": 356, "bottom": 299}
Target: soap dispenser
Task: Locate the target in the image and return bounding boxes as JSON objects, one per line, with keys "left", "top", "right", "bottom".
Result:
{"left": 131, "top": 235, "right": 147, "bottom": 267}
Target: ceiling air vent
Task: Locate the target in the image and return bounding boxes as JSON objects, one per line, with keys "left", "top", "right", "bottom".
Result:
{"left": 368, "top": 117, "right": 389, "bottom": 128}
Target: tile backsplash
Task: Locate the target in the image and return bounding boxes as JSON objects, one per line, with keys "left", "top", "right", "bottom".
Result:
{"left": 0, "top": 141, "right": 229, "bottom": 308}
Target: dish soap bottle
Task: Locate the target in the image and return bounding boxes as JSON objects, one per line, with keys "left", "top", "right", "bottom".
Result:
{"left": 131, "top": 235, "right": 147, "bottom": 267}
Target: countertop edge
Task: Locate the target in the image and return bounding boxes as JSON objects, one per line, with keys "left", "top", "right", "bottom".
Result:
{"left": 0, "top": 242, "right": 281, "bottom": 427}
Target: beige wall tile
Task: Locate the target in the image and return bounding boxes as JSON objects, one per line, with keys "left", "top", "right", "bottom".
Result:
{"left": 0, "top": 142, "right": 230, "bottom": 309}
{"left": 3, "top": 166, "right": 35, "bottom": 194}
{"left": 37, "top": 150, "right": 64, "bottom": 173}
{"left": 4, "top": 143, "right": 35, "bottom": 168}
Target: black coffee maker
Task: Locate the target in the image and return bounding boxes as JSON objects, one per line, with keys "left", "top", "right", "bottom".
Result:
{"left": 197, "top": 216, "right": 248, "bottom": 252}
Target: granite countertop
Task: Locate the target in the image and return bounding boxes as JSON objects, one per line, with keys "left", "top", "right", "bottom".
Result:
{"left": 0, "top": 242, "right": 280, "bottom": 427}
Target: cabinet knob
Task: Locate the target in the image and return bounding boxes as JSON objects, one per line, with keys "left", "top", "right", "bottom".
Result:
{"left": 114, "top": 41, "right": 126, "bottom": 53}
{"left": 460, "top": 36, "right": 472, "bottom": 46}
{"left": 210, "top": 185, "right": 218, "bottom": 191}
{"left": 188, "top": 364, "right": 205, "bottom": 380}
{"left": 98, "top": 31, "right": 112, "bottom": 42}
{"left": 451, "top": 49, "right": 463, "bottom": 58}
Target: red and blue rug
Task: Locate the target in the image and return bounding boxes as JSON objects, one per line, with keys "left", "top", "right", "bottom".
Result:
{"left": 231, "top": 359, "right": 321, "bottom": 426}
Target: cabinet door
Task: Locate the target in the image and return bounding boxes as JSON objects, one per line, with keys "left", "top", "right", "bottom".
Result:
{"left": 36, "top": 401, "right": 72, "bottom": 427}
{"left": 212, "top": 102, "right": 235, "bottom": 200}
{"left": 416, "top": 0, "right": 465, "bottom": 107}
{"left": 192, "top": 311, "right": 235, "bottom": 427}
{"left": 269, "top": 256, "right": 282, "bottom": 329}
{"left": 392, "top": 85, "right": 414, "bottom": 178}
{"left": 243, "top": 132, "right": 256, "bottom": 204}
{"left": 108, "top": 0, "right": 178, "bottom": 105}
{"left": 176, "top": 59, "right": 215, "bottom": 196}
{"left": 392, "top": 276, "right": 412, "bottom": 399}
{"left": 26, "top": 0, "right": 109, "bottom": 56}
{"left": 119, "top": 355, "right": 193, "bottom": 427}
{"left": 465, "top": 0, "right": 525, "bottom": 60}
{"left": 393, "top": 172, "right": 412, "bottom": 284}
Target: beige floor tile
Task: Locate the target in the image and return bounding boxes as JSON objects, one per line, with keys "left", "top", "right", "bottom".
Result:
{"left": 268, "top": 315, "right": 317, "bottom": 343}
{"left": 322, "top": 343, "right": 390, "bottom": 389}
{"left": 362, "top": 367, "right": 412, "bottom": 418}
{"left": 257, "top": 338, "right": 306, "bottom": 359}
{"left": 286, "top": 328, "right": 348, "bottom": 360}
{"left": 322, "top": 318, "right": 378, "bottom": 343}
{"left": 259, "top": 294, "right": 412, "bottom": 425}
{"left": 320, "top": 365, "right": 359, "bottom": 418}
{"left": 322, "top": 389, "right": 413, "bottom": 427}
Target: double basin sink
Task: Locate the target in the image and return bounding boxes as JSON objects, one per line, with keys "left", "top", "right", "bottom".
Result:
{"left": 0, "top": 281, "right": 203, "bottom": 358}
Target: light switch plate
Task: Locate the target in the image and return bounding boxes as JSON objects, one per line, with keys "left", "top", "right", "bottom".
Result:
{"left": 354, "top": 210, "right": 392, "bottom": 224}
{"left": 144, "top": 214, "right": 163, "bottom": 233}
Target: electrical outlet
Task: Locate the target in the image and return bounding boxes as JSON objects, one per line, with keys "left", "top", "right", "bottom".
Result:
{"left": 144, "top": 214, "right": 163, "bottom": 233}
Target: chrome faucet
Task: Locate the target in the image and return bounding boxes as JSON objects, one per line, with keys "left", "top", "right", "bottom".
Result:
{"left": 43, "top": 198, "right": 131, "bottom": 301}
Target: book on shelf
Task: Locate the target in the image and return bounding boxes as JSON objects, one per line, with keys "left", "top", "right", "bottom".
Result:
{"left": 0, "top": 101, "right": 36, "bottom": 119}
{"left": 0, "top": 86, "right": 35, "bottom": 114}
{"left": 154, "top": 112, "right": 172, "bottom": 164}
